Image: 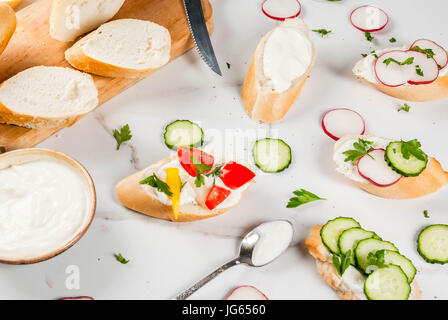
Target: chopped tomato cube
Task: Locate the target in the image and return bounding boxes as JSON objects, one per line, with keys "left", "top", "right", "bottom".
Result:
{"left": 205, "top": 185, "right": 231, "bottom": 210}
{"left": 219, "top": 161, "right": 255, "bottom": 190}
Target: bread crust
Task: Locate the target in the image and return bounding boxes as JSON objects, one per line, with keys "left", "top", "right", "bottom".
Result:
{"left": 334, "top": 134, "right": 448, "bottom": 199}
{"left": 305, "top": 225, "right": 422, "bottom": 300}
{"left": 115, "top": 156, "right": 247, "bottom": 222}
{"left": 0, "top": 2, "right": 16, "bottom": 57}
{"left": 241, "top": 19, "right": 315, "bottom": 123}
{"left": 1, "top": 0, "right": 21, "bottom": 9}
{"left": 65, "top": 22, "right": 171, "bottom": 78}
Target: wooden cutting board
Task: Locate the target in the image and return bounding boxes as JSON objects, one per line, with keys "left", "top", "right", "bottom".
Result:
{"left": 0, "top": 0, "right": 213, "bottom": 151}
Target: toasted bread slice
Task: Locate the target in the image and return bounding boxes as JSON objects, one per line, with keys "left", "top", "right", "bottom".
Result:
{"left": 353, "top": 51, "right": 448, "bottom": 102}
{"left": 65, "top": 19, "right": 171, "bottom": 78}
{"left": 0, "top": 2, "right": 16, "bottom": 57}
{"left": 0, "top": 66, "right": 98, "bottom": 129}
{"left": 334, "top": 134, "right": 448, "bottom": 199}
{"left": 115, "top": 156, "right": 250, "bottom": 222}
{"left": 50, "top": 0, "right": 125, "bottom": 42}
{"left": 241, "top": 18, "right": 315, "bottom": 123}
{"left": 305, "top": 225, "right": 422, "bottom": 300}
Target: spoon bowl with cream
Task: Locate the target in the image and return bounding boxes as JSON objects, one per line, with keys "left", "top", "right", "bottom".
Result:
{"left": 175, "top": 220, "right": 294, "bottom": 300}
{"left": 0, "top": 148, "right": 96, "bottom": 264}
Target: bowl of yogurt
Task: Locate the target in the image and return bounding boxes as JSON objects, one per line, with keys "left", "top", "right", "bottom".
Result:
{"left": 0, "top": 148, "right": 96, "bottom": 264}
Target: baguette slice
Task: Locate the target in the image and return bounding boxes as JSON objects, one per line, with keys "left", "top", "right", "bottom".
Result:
{"left": 0, "top": 2, "right": 16, "bottom": 56}
{"left": 65, "top": 19, "right": 171, "bottom": 78}
{"left": 241, "top": 18, "right": 315, "bottom": 123}
{"left": 334, "top": 134, "right": 448, "bottom": 199}
{"left": 0, "top": 66, "right": 98, "bottom": 129}
{"left": 116, "top": 156, "right": 249, "bottom": 222}
{"left": 1, "top": 0, "right": 21, "bottom": 9}
{"left": 353, "top": 53, "right": 448, "bottom": 102}
{"left": 50, "top": 0, "right": 125, "bottom": 42}
{"left": 305, "top": 225, "right": 422, "bottom": 300}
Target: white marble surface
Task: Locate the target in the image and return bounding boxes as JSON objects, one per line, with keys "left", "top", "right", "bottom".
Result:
{"left": 2, "top": 0, "right": 447, "bottom": 300}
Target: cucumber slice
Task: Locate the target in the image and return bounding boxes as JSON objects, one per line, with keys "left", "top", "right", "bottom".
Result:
{"left": 364, "top": 265, "right": 411, "bottom": 300}
{"left": 417, "top": 224, "right": 448, "bottom": 264}
{"left": 338, "top": 228, "right": 380, "bottom": 265}
{"left": 382, "top": 250, "right": 416, "bottom": 283}
{"left": 355, "top": 238, "right": 398, "bottom": 272}
{"left": 163, "top": 120, "right": 203, "bottom": 150}
{"left": 320, "top": 217, "right": 361, "bottom": 254}
{"left": 385, "top": 141, "right": 428, "bottom": 177}
{"left": 252, "top": 138, "right": 291, "bottom": 173}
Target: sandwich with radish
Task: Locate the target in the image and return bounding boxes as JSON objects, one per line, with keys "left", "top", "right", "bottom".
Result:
{"left": 241, "top": 18, "right": 315, "bottom": 123}
{"left": 353, "top": 39, "right": 448, "bottom": 101}
{"left": 305, "top": 217, "right": 422, "bottom": 300}
{"left": 333, "top": 134, "right": 448, "bottom": 198}
{"left": 116, "top": 146, "right": 255, "bottom": 222}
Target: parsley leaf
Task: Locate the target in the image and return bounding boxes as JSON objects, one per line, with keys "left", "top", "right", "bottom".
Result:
{"left": 287, "top": 189, "right": 326, "bottom": 208}
{"left": 342, "top": 138, "right": 374, "bottom": 162}
{"left": 226, "top": 62, "right": 231, "bottom": 69}
{"left": 364, "top": 32, "right": 374, "bottom": 42}
{"left": 383, "top": 57, "right": 414, "bottom": 67}
{"left": 113, "top": 124, "right": 132, "bottom": 150}
{"left": 389, "top": 37, "right": 397, "bottom": 43}
{"left": 312, "top": 29, "right": 332, "bottom": 38}
{"left": 410, "top": 45, "right": 435, "bottom": 59}
{"left": 423, "top": 210, "right": 430, "bottom": 218}
{"left": 415, "top": 65, "right": 424, "bottom": 76}
{"left": 140, "top": 174, "right": 173, "bottom": 197}
{"left": 115, "top": 253, "right": 130, "bottom": 264}
{"left": 361, "top": 53, "right": 368, "bottom": 58}
{"left": 332, "top": 250, "right": 351, "bottom": 276}
{"left": 194, "top": 174, "right": 205, "bottom": 188}
{"left": 206, "top": 165, "right": 222, "bottom": 178}
{"left": 366, "top": 250, "right": 385, "bottom": 273}
{"left": 400, "top": 139, "right": 427, "bottom": 161}
{"left": 398, "top": 103, "right": 411, "bottom": 112}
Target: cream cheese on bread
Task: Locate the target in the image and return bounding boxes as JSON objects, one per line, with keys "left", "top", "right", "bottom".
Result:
{"left": 333, "top": 135, "right": 392, "bottom": 183}
{"left": 353, "top": 46, "right": 448, "bottom": 84}
{"left": 262, "top": 18, "right": 313, "bottom": 93}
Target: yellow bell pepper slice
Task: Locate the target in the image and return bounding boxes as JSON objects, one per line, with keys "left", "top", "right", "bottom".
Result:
{"left": 165, "top": 168, "right": 181, "bottom": 220}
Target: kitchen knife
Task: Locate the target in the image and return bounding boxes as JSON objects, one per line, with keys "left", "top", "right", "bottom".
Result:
{"left": 183, "top": 0, "right": 222, "bottom": 76}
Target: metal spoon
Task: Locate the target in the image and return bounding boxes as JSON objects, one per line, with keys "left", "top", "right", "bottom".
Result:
{"left": 174, "top": 220, "right": 294, "bottom": 300}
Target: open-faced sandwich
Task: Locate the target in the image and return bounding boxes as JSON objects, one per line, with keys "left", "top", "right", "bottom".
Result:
{"left": 305, "top": 217, "right": 422, "bottom": 300}
{"left": 333, "top": 134, "right": 448, "bottom": 199}
{"left": 353, "top": 39, "right": 448, "bottom": 101}
{"left": 241, "top": 18, "right": 315, "bottom": 123}
{"left": 0, "top": 1, "right": 16, "bottom": 57}
{"left": 116, "top": 146, "right": 255, "bottom": 222}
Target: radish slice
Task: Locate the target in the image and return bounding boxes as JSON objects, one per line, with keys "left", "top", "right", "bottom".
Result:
{"left": 410, "top": 39, "right": 448, "bottom": 69}
{"left": 322, "top": 109, "right": 366, "bottom": 141}
{"left": 262, "top": 0, "right": 301, "bottom": 21}
{"left": 60, "top": 296, "right": 94, "bottom": 300}
{"left": 226, "top": 286, "right": 268, "bottom": 300}
{"left": 375, "top": 50, "right": 439, "bottom": 87}
{"left": 350, "top": 5, "right": 388, "bottom": 32}
{"left": 357, "top": 149, "right": 401, "bottom": 187}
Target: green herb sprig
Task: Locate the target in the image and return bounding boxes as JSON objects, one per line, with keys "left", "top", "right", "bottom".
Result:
{"left": 332, "top": 250, "right": 352, "bottom": 276}
{"left": 342, "top": 139, "right": 374, "bottom": 162}
{"left": 140, "top": 174, "right": 173, "bottom": 197}
{"left": 364, "top": 32, "right": 374, "bottom": 42}
{"left": 398, "top": 103, "right": 411, "bottom": 112}
{"left": 410, "top": 46, "right": 435, "bottom": 59}
{"left": 400, "top": 139, "right": 427, "bottom": 161}
{"left": 312, "top": 29, "right": 332, "bottom": 38}
{"left": 287, "top": 189, "right": 326, "bottom": 208}
{"left": 383, "top": 57, "right": 414, "bottom": 67}
{"left": 113, "top": 124, "right": 132, "bottom": 150}
{"left": 115, "top": 253, "right": 130, "bottom": 264}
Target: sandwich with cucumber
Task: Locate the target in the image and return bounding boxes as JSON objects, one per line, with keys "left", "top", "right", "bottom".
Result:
{"left": 353, "top": 39, "right": 448, "bottom": 101}
{"left": 333, "top": 134, "right": 448, "bottom": 199}
{"left": 305, "top": 217, "right": 422, "bottom": 300}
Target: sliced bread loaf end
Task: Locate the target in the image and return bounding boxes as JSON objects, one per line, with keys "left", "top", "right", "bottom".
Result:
{"left": 0, "top": 66, "right": 98, "bottom": 129}
{"left": 65, "top": 19, "right": 171, "bottom": 78}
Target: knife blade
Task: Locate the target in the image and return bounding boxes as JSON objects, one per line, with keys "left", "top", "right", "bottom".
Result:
{"left": 183, "top": 0, "right": 222, "bottom": 76}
